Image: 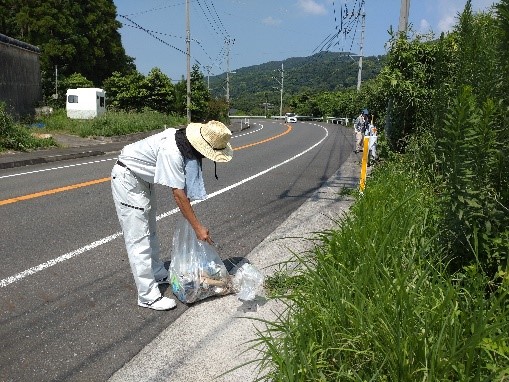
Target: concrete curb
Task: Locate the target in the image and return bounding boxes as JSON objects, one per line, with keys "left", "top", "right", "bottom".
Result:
{"left": 0, "top": 150, "right": 106, "bottom": 169}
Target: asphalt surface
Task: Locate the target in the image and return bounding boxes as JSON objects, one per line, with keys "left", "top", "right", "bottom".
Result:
{"left": 0, "top": 126, "right": 362, "bottom": 381}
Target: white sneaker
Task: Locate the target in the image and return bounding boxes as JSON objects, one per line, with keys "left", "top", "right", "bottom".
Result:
{"left": 138, "top": 296, "right": 176, "bottom": 311}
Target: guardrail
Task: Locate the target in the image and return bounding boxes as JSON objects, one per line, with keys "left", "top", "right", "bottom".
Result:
{"left": 270, "top": 115, "right": 323, "bottom": 121}
{"left": 326, "top": 116, "right": 350, "bottom": 125}
{"left": 229, "top": 115, "right": 266, "bottom": 119}
{"left": 228, "top": 115, "right": 350, "bottom": 125}
{"left": 296, "top": 115, "right": 323, "bottom": 121}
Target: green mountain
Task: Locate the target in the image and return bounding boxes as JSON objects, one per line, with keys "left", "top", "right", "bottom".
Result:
{"left": 208, "top": 51, "right": 385, "bottom": 115}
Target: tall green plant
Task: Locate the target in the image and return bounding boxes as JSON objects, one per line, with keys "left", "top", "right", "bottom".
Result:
{"left": 251, "top": 162, "right": 509, "bottom": 381}
{"left": 377, "top": 30, "right": 441, "bottom": 151}
{"left": 454, "top": 1, "right": 499, "bottom": 106}
{"left": 435, "top": 86, "right": 507, "bottom": 275}
{"left": 494, "top": 0, "right": 509, "bottom": 248}
{"left": 497, "top": 0, "right": 509, "bottom": 106}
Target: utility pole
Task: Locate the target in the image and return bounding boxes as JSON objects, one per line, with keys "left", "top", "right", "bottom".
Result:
{"left": 185, "top": 0, "right": 191, "bottom": 123}
{"left": 399, "top": 0, "right": 410, "bottom": 33}
{"left": 272, "top": 63, "right": 284, "bottom": 117}
{"left": 226, "top": 39, "right": 231, "bottom": 106}
{"left": 54, "top": 65, "right": 58, "bottom": 99}
{"left": 204, "top": 65, "right": 211, "bottom": 90}
{"left": 279, "top": 63, "right": 284, "bottom": 117}
{"left": 225, "top": 38, "right": 236, "bottom": 110}
{"left": 356, "top": 9, "right": 365, "bottom": 92}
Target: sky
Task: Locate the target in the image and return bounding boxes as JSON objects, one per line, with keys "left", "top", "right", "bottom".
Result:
{"left": 113, "top": 0, "right": 496, "bottom": 81}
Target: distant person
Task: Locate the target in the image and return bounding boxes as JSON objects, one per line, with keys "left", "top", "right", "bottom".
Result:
{"left": 354, "top": 109, "right": 369, "bottom": 153}
{"left": 111, "top": 121, "right": 233, "bottom": 310}
{"left": 368, "top": 122, "right": 378, "bottom": 166}
{"left": 354, "top": 112, "right": 364, "bottom": 153}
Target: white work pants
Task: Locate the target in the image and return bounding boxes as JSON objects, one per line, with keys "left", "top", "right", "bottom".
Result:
{"left": 111, "top": 164, "right": 168, "bottom": 304}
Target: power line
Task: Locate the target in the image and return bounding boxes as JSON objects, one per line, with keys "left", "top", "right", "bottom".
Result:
{"left": 119, "top": 14, "right": 203, "bottom": 68}
{"left": 123, "top": 24, "right": 216, "bottom": 64}
{"left": 120, "top": 3, "right": 233, "bottom": 81}
{"left": 313, "top": 0, "right": 364, "bottom": 54}
{"left": 122, "top": 3, "right": 185, "bottom": 17}
{"left": 194, "top": 0, "right": 230, "bottom": 40}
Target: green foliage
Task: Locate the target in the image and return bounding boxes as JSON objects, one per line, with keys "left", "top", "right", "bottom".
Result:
{"left": 0, "top": 103, "right": 56, "bottom": 151}
{"left": 0, "top": 0, "right": 134, "bottom": 100}
{"left": 189, "top": 64, "right": 211, "bottom": 122}
{"left": 206, "top": 97, "right": 229, "bottom": 122}
{"left": 145, "top": 68, "right": 176, "bottom": 114}
{"left": 45, "top": 73, "right": 95, "bottom": 109}
{"left": 377, "top": 31, "right": 442, "bottom": 151}
{"left": 102, "top": 65, "right": 218, "bottom": 120}
{"left": 454, "top": 1, "right": 499, "bottom": 105}
{"left": 435, "top": 86, "right": 508, "bottom": 275}
{"left": 497, "top": 0, "right": 509, "bottom": 106}
{"left": 62, "top": 73, "right": 94, "bottom": 90}
{"left": 103, "top": 70, "right": 149, "bottom": 112}
{"left": 208, "top": 52, "right": 383, "bottom": 115}
{"left": 255, "top": 162, "right": 509, "bottom": 381}
{"left": 38, "top": 108, "right": 186, "bottom": 138}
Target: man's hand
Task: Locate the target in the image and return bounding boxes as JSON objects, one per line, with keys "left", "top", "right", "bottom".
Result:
{"left": 195, "top": 225, "right": 213, "bottom": 244}
{"left": 172, "top": 188, "right": 213, "bottom": 244}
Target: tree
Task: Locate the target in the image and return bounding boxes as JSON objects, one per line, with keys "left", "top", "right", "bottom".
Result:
{"left": 0, "top": 0, "right": 134, "bottom": 101}
{"left": 103, "top": 71, "right": 148, "bottom": 112}
{"left": 144, "top": 68, "right": 175, "bottom": 114}
{"left": 62, "top": 73, "right": 94, "bottom": 90}
{"left": 189, "top": 64, "right": 211, "bottom": 122}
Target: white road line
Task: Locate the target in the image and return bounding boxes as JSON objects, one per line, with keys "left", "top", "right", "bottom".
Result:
{"left": 0, "top": 158, "right": 117, "bottom": 179}
{"left": 0, "top": 123, "right": 328, "bottom": 288}
{"left": 233, "top": 124, "right": 263, "bottom": 138}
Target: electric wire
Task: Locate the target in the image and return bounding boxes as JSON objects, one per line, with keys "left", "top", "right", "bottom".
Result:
{"left": 118, "top": 14, "right": 203, "bottom": 68}
{"left": 119, "top": 1, "right": 232, "bottom": 77}
{"left": 312, "top": 0, "right": 364, "bottom": 54}
{"left": 122, "top": 3, "right": 185, "bottom": 17}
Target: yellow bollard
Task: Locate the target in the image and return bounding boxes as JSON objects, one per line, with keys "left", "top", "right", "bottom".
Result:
{"left": 359, "top": 136, "right": 369, "bottom": 192}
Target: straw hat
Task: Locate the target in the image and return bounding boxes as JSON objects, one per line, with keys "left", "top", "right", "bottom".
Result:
{"left": 185, "top": 120, "right": 233, "bottom": 162}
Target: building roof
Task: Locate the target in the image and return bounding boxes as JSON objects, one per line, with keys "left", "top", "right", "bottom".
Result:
{"left": 0, "top": 33, "right": 40, "bottom": 54}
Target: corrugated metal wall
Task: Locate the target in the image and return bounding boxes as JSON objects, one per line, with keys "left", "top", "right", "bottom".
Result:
{"left": 0, "top": 34, "right": 41, "bottom": 118}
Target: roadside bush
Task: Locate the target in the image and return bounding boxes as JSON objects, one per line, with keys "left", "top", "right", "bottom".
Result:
{"left": 256, "top": 162, "right": 509, "bottom": 381}
{"left": 434, "top": 86, "right": 508, "bottom": 276}
{"left": 38, "top": 108, "right": 187, "bottom": 137}
{"left": 0, "top": 103, "right": 56, "bottom": 151}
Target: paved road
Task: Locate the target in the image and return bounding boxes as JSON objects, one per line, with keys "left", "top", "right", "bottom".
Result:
{"left": 0, "top": 120, "right": 358, "bottom": 381}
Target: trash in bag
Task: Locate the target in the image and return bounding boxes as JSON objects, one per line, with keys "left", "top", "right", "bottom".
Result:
{"left": 169, "top": 217, "right": 231, "bottom": 303}
{"left": 232, "top": 263, "right": 264, "bottom": 301}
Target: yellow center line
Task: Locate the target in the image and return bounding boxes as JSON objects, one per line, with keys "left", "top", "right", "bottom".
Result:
{"left": 233, "top": 124, "right": 292, "bottom": 150}
{"left": 0, "top": 124, "right": 293, "bottom": 206}
{"left": 0, "top": 178, "right": 112, "bottom": 206}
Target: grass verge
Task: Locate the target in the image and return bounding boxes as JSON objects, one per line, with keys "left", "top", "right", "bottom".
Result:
{"left": 37, "top": 108, "right": 187, "bottom": 137}
{"left": 0, "top": 106, "right": 187, "bottom": 152}
{"left": 254, "top": 160, "right": 509, "bottom": 381}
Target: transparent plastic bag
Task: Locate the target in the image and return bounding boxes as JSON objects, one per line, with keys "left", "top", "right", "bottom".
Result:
{"left": 169, "top": 217, "right": 231, "bottom": 303}
{"left": 232, "top": 263, "right": 264, "bottom": 301}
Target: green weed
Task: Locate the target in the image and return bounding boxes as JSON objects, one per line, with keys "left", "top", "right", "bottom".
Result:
{"left": 253, "top": 162, "right": 508, "bottom": 381}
